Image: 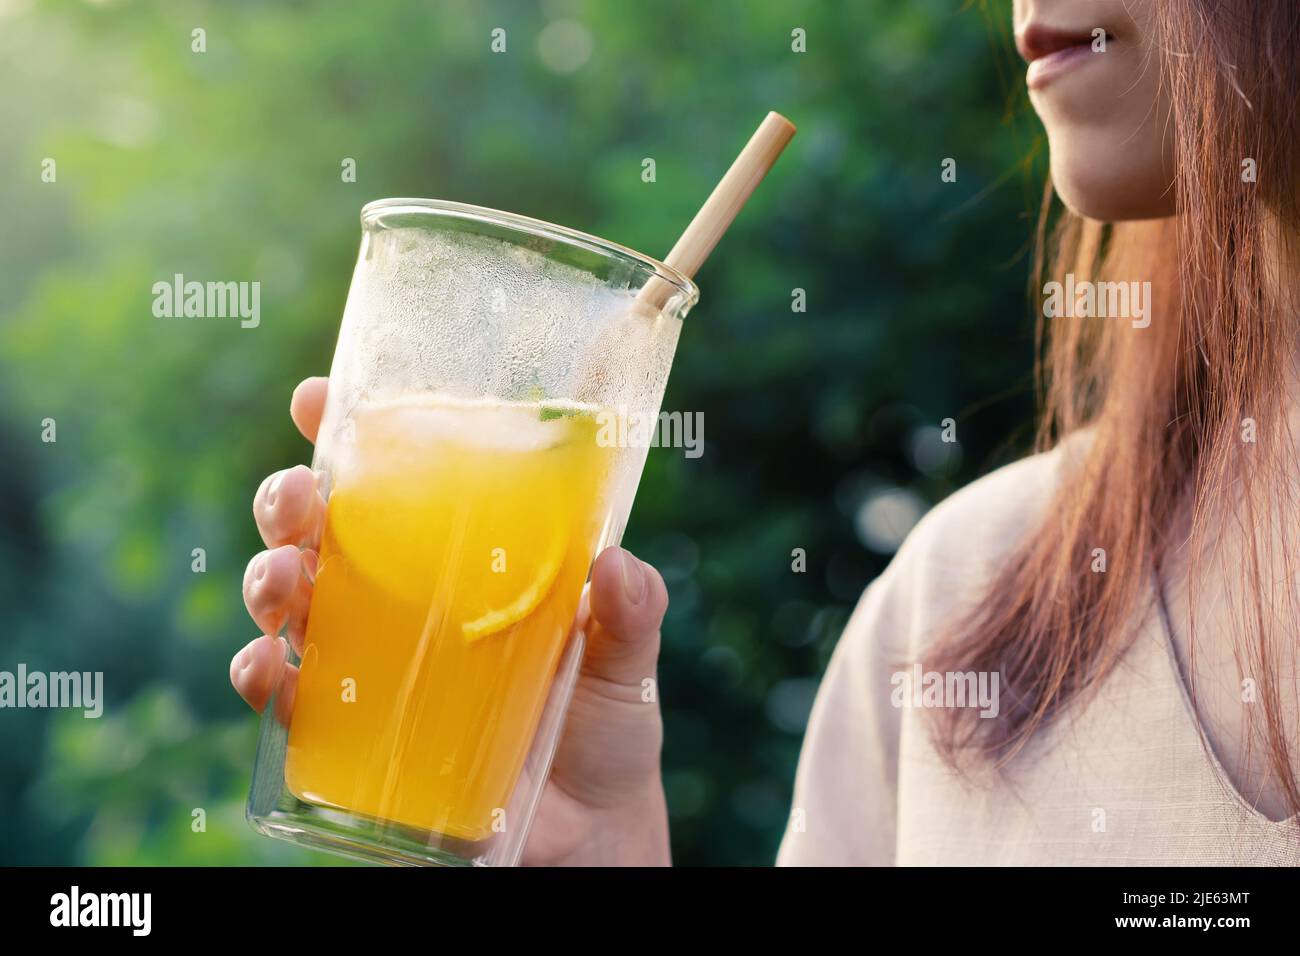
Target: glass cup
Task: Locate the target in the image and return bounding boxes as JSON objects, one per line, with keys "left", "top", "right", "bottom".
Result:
{"left": 246, "top": 198, "right": 697, "bottom": 866}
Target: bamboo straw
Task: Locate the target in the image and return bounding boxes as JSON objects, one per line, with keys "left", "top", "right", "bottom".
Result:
{"left": 634, "top": 111, "right": 796, "bottom": 314}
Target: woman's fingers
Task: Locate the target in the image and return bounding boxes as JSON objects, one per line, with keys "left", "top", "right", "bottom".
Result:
{"left": 243, "top": 545, "right": 315, "bottom": 653}
{"left": 230, "top": 635, "right": 297, "bottom": 725}
{"left": 254, "top": 376, "right": 328, "bottom": 548}
{"left": 583, "top": 547, "right": 668, "bottom": 689}
{"left": 290, "top": 376, "right": 328, "bottom": 443}
{"left": 254, "top": 464, "right": 325, "bottom": 550}
{"left": 231, "top": 377, "right": 328, "bottom": 723}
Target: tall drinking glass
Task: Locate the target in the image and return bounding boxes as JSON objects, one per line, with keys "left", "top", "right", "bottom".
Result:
{"left": 246, "top": 199, "right": 697, "bottom": 866}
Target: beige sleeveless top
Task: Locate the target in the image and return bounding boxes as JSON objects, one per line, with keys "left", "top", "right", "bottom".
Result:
{"left": 776, "top": 445, "right": 1300, "bottom": 866}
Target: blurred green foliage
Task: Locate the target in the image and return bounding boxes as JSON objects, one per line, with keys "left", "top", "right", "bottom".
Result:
{"left": 0, "top": 0, "right": 1044, "bottom": 865}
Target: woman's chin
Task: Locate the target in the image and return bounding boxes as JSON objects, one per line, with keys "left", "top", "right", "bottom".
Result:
{"left": 1052, "top": 161, "right": 1177, "bottom": 223}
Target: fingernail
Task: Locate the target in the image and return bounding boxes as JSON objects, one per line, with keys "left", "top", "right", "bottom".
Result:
{"left": 620, "top": 549, "right": 647, "bottom": 605}
{"left": 267, "top": 470, "right": 285, "bottom": 507}
{"left": 237, "top": 646, "right": 253, "bottom": 671}
{"left": 300, "top": 549, "right": 319, "bottom": 585}
{"left": 253, "top": 554, "right": 268, "bottom": 582}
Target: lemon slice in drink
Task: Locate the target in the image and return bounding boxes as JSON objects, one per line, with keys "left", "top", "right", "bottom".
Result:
{"left": 324, "top": 396, "right": 589, "bottom": 641}
{"left": 460, "top": 536, "right": 567, "bottom": 642}
{"left": 327, "top": 468, "right": 568, "bottom": 642}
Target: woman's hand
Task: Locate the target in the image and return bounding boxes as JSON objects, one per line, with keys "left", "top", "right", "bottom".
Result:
{"left": 229, "top": 376, "right": 671, "bottom": 866}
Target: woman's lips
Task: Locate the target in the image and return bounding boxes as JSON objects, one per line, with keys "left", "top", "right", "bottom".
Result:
{"left": 1017, "top": 24, "right": 1109, "bottom": 91}
{"left": 1025, "top": 43, "right": 1098, "bottom": 90}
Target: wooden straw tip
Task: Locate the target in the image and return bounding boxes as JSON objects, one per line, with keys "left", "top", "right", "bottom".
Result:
{"left": 764, "top": 111, "right": 797, "bottom": 136}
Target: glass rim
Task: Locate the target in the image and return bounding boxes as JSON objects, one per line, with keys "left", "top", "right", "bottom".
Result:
{"left": 360, "top": 197, "right": 700, "bottom": 307}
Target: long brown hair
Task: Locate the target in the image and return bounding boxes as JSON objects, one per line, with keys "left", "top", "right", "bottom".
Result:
{"left": 933, "top": 1, "right": 1300, "bottom": 815}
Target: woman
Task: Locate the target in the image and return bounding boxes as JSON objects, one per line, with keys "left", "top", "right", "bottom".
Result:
{"left": 230, "top": 0, "right": 1300, "bottom": 864}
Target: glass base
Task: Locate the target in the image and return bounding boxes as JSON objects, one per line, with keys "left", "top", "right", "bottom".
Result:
{"left": 249, "top": 803, "right": 484, "bottom": 867}
{"left": 245, "top": 628, "right": 587, "bottom": 867}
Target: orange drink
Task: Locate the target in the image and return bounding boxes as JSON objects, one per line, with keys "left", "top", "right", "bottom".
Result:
{"left": 285, "top": 396, "right": 613, "bottom": 841}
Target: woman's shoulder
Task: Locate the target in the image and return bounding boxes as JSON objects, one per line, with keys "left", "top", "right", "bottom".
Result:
{"left": 904, "top": 434, "right": 1085, "bottom": 567}
{"left": 778, "top": 435, "right": 1093, "bottom": 865}
{"left": 854, "top": 432, "right": 1091, "bottom": 654}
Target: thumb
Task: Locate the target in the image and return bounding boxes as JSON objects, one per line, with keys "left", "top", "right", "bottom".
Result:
{"left": 583, "top": 546, "right": 668, "bottom": 688}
